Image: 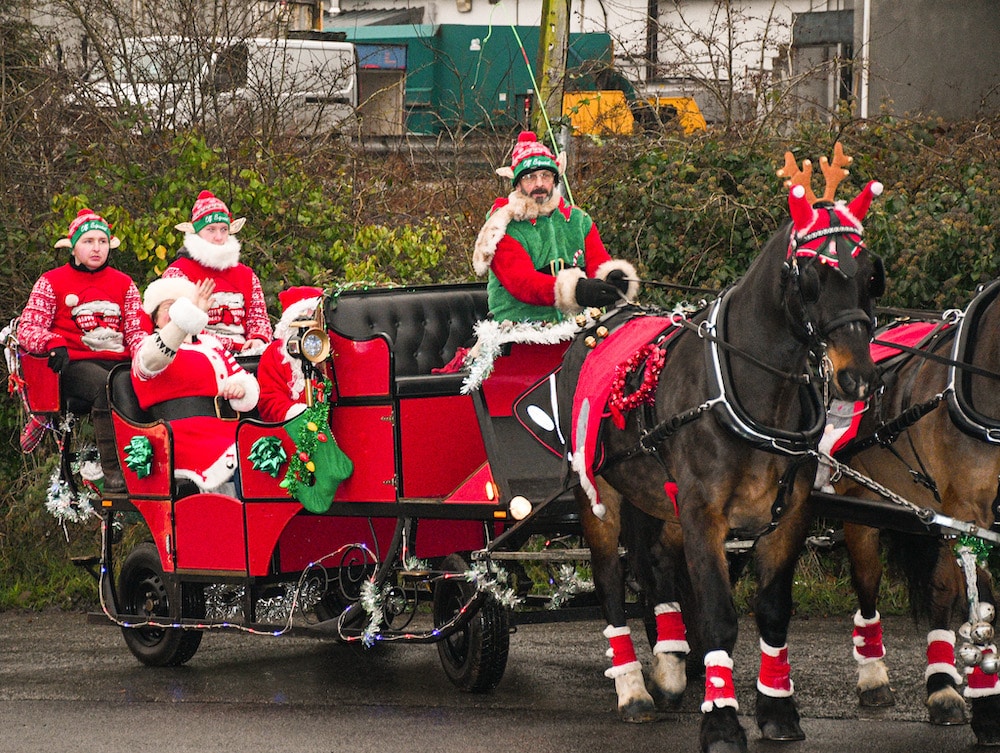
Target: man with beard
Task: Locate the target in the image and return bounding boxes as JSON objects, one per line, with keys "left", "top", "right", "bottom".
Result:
{"left": 472, "top": 131, "right": 638, "bottom": 322}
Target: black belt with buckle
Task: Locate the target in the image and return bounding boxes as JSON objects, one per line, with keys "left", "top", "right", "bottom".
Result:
{"left": 150, "top": 395, "right": 238, "bottom": 421}
{"left": 537, "top": 259, "right": 570, "bottom": 276}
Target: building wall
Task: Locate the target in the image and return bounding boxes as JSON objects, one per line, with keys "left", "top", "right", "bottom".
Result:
{"left": 861, "top": 0, "right": 1000, "bottom": 119}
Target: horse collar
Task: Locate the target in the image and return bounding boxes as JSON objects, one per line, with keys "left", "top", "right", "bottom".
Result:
{"left": 704, "top": 288, "right": 826, "bottom": 454}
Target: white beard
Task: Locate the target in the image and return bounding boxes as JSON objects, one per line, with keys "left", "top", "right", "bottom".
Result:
{"left": 181, "top": 232, "right": 241, "bottom": 270}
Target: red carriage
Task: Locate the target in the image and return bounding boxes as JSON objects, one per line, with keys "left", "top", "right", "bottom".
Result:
{"left": 13, "top": 282, "right": 596, "bottom": 692}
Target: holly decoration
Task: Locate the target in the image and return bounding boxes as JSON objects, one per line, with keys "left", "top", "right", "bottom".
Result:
{"left": 248, "top": 435, "right": 287, "bottom": 478}
{"left": 956, "top": 535, "right": 993, "bottom": 566}
{"left": 123, "top": 436, "right": 154, "bottom": 479}
{"left": 279, "top": 377, "right": 353, "bottom": 513}
{"left": 608, "top": 343, "right": 667, "bottom": 429}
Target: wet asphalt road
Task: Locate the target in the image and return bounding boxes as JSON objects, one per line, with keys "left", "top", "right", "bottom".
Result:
{"left": 0, "top": 610, "right": 989, "bottom": 752}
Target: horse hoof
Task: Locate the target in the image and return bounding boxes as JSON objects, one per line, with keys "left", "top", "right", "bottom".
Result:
{"left": 928, "top": 704, "right": 967, "bottom": 726}
{"left": 857, "top": 685, "right": 896, "bottom": 707}
{"left": 619, "top": 697, "right": 657, "bottom": 723}
{"left": 701, "top": 707, "right": 747, "bottom": 753}
{"left": 648, "top": 683, "right": 684, "bottom": 711}
{"left": 758, "top": 719, "right": 805, "bottom": 741}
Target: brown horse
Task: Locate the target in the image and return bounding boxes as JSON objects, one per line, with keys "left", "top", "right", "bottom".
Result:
{"left": 557, "top": 149, "right": 884, "bottom": 752}
{"left": 833, "top": 280, "right": 1000, "bottom": 746}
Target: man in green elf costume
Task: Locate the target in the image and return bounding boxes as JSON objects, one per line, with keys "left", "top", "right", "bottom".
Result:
{"left": 473, "top": 131, "right": 639, "bottom": 322}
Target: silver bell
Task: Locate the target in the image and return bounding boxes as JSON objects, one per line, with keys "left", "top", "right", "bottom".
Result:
{"left": 978, "top": 603, "right": 997, "bottom": 624}
{"left": 959, "top": 643, "right": 984, "bottom": 666}
{"left": 972, "top": 621, "right": 995, "bottom": 644}
{"left": 960, "top": 622, "right": 973, "bottom": 640}
{"left": 981, "top": 653, "right": 1000, "bottom": 675}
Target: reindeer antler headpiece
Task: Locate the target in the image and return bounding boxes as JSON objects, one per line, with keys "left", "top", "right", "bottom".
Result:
{"left": 777, "top": 142, "right": 884, "bottom": 277}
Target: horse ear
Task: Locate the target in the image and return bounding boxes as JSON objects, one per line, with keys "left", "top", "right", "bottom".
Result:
{"left": 869, "top": 254, "right": 886, "bottom": 299}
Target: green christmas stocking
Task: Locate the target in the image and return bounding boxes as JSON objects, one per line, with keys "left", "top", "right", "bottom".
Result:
{"left": 281, "top": 400, "right": 353, "bottom": 513}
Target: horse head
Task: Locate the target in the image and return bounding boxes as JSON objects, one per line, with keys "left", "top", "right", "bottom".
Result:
{"left": 777, "top": 144, "right": 884, "bottom": 402}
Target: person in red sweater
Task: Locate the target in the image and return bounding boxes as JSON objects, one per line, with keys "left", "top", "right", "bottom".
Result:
{"left": 256, "top": 286, "right": 323, "bottom": 423}
{"left": 132, "top": 276, "right": 259, "bottom": 495}
{"left": 17, "top": 208, "right": 148, "bottom": 491}
{"left": 162, "top": 190, "right": 272, "bottom": 355}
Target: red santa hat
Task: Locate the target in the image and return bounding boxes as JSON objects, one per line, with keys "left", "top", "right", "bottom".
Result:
{"left": 55, "top": 208, "right": 121, "bottom": 250}
{"left": 279, "top": 286, "right": 324, "bottom": 313}
{"left": 174, "top": 190, "right": 246, "bottom": 235}
{"left": 496, "top": 131, "right": 566, "bottom": 185}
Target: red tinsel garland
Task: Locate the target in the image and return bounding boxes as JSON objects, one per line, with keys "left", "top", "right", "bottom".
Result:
{"left": 608, "top": 343, "right": 667, "bottom": 429}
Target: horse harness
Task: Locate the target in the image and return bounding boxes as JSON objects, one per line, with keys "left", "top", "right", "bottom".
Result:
{"left": 835, "top": 279, "right": 1000, "bottom": 510}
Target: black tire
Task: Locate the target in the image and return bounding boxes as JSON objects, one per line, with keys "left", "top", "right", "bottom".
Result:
{"left": 433, "top": 553, "right": 510, "bottom": 693}
{"left": 118, "top": 542, "right": 205, "bottom": 667}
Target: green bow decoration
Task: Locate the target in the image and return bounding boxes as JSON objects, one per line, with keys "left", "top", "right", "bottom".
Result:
{"left": 956, "top": 535, "right": 993, "bottom": 566}
{"left": 123, "top": 436, "right": 153, "bottom": 479}
{"left": 248, "top": 435, "right": 287, "bottom": 478}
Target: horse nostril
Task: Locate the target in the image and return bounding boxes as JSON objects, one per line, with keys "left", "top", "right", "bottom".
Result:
{"left": 838, "top": 370, "right": 863, "bottom": 399}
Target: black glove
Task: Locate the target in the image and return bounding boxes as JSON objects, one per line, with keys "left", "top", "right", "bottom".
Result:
{"left": 575, "top": 277, "right": 622, "bottom": 309}
{"left": 47, "top": 346, "right": 69, "bottom": 374}
{"left": 605, "top": 269, "right": 629, "bottom": 294}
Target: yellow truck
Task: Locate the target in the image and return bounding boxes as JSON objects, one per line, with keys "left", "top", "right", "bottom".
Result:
{"left": 561, "top": 90, "right": 707, "bottom": 136}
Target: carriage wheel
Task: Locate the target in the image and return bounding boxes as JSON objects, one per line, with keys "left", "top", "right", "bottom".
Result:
{"left": 433, "top": 553, "right": 510, "bottom": 693}
{"left": 118, "top": 542, "right": 205, "bottom": 667}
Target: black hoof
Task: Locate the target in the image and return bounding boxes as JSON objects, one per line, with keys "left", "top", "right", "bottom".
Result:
{"left": 648, "top": 682, "right": 684, "bottom": 711}
{"left": 971, "top": 695, "right": 1000, "bottom": 745}
{"left": 756, "top": 691, "right": 805, "bottom": 741}
{"left": 619, "top": 697, "right": 657, "bottom": 723}
{"left": 701, "top": 706, "right": 747, "bottom": 753}
{"left": 857, "top": 684, "right": 896, "bottom": 707}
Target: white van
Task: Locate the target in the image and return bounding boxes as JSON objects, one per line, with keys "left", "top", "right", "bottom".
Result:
{"left": 84, "top": 35, "right": 359, "bottom": 135}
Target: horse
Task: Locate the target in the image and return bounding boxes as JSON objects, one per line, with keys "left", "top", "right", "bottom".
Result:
{"left": 831, "top": 280, "right": 1000, "bottom": 747}
{"left": 557, "top": 146, "right": 884, "bottom": 752}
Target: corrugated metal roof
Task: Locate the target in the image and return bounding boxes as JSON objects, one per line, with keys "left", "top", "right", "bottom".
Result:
{"left": 325, "top": 7, "right": 425, "bottom": 27}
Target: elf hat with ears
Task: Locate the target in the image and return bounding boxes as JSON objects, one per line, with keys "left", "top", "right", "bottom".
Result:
{"left": 142, "top": 277, "right": 199, "bottom": 317}
{"left": 55, "top": 208, "right": 120, "bottom": 250}
{"left": 496, "top": 131, "right": 567, "bottom": 185}
{"left": 174, "top": 190, "right": 246, "bottom": 235}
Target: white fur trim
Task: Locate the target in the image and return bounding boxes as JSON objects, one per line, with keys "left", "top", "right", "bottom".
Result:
{"left": 181, "top": 232, "right": 241, "bottom": 271}
{"left": 176, "top": 444, "right": 238, "bottom": 491}
{"left": 595, "top": 259, "right": 640, "bottom": 301}
{"left": 603, "top": 624, "right": 631, "bottom": 639}
{"left": 461, "top": 317, "right": 581, "bottom": 393}
{"left": 927, "top": 663, "right": 963, "bottom": 684}
{"left": 854, "top": 609, "right": 881, "bottom": 628}
{"left": 168, "top": 297, "right": 209, "bottom": 336}
{"left": 654, "top": 602, "right": 682, "bottom": 615}
{"left": 224, "top": 371, "right": 259, "bottom": 413}
{"left": 284, "top": 403, "right": 307, "bottom": 421}
{"left": 928, "top": 629, "right": 956, "bottom": 646}
{"left": 274, "top": 297, "right": 321, "bottom": 343}
{"left": 704, "top": 650, "right": 734, "bottom": 670}
{"left": 654, "top": 640, "right": 690, "bottom": 654}
{"left": 757, "top": 639, "right": 794, "bottom": 698}
{"left": 143, "top": 277, "right": 199, "bottom": 317}
{"left": 555, "top": 267, "right": 587, "bottom": 314}
{"left": 760, "top": 638, "right": 788, "bottom": 657}
{"left": 605, "top": 659, "right": 642, "bottom": 679}
{"left": 472, "top": 191, "right": 561, "bottom": 276}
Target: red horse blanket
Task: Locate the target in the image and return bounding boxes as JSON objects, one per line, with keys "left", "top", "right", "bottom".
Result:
{"left": 570, "top": 315, "right": 678, "bottom": 517}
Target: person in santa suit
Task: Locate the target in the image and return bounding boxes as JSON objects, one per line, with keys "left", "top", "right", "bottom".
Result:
{"left": 162, "top": 190, "right": 272, "bottom": 355}
{"left": 17, "top": 208, "right": 149, "bottom": 491}
{"left": 132, "top": 276, "right": 259, "bottom": 495}
{"left": 473, "top": 131, "right": 639, "bottom": 322}
{"left": 256, "top": 285, "right": 325, "bottom": 423}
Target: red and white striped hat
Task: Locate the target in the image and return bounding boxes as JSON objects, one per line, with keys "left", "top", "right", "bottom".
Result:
{"left": 174, "top": 190, "right": 246, "bottom": 235}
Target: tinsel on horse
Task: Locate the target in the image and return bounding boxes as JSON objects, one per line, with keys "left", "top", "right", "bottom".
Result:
{"left": 557, "top": 144, "right": 884, "bottom": 753}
